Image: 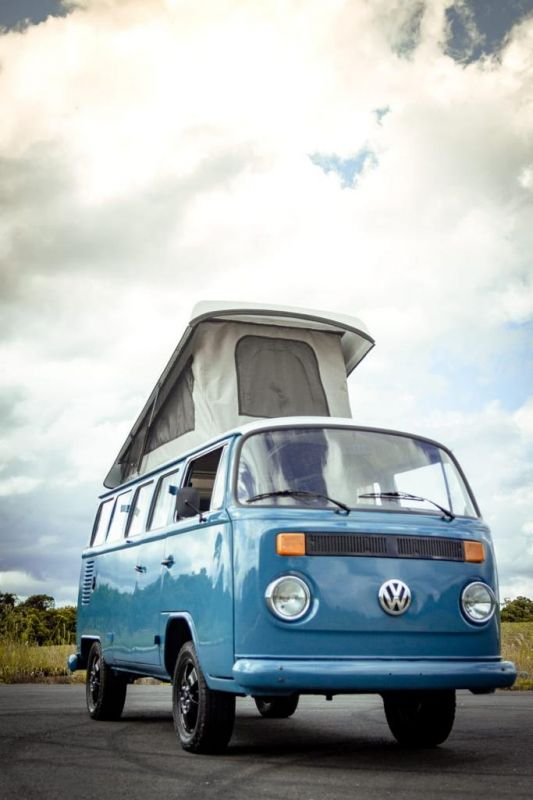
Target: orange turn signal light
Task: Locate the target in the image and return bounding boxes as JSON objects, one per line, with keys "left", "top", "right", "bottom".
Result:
{"left": 464, "top": 540, "right": 485, "bottom": 563}
{"left": 276, "top": 533, "right": 306, "bottom": 556}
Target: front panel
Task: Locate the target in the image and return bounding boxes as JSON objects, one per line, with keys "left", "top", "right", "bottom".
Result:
{"left": 232, "top": 508, "right": 499, "bottom": 661}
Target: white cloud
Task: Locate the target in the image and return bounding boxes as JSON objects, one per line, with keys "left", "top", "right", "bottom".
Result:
{"left": 0, "top": 0, "right": 532, "bottom": 600}
{"left": 0, "top": 476, "right": 43, "bottom": 497}
{"left": 514, "top": 398, "right": 533, "bottom": 437}
{"left": 0, "top": 569, "right": 78, "bottom": 606}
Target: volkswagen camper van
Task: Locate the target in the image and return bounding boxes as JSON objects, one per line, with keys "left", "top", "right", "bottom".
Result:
{"left": 70, "top": 303, "right": 516, "bottom": 753}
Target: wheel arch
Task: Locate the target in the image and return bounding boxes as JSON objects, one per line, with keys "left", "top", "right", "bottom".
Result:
{"left": 80, "top": 636, "right": 100, "bottom": 669}
{"left": 163, "top": 614, "right": 198, "bottom": 679}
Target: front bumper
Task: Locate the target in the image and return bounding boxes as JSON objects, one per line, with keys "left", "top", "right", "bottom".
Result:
{"left": 232, "top": 657, "right": 517, "bottom": 694}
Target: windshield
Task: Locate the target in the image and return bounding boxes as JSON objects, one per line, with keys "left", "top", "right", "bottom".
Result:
{"left": 236, "top": 427, "right": 477, "bottom": 518}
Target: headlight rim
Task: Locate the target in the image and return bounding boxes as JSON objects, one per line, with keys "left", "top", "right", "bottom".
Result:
{"left": 265, "top": 574, "right": 312, "bottom": 622}
{"left": 461, "top": 580, "right": 497, "bottom": 624}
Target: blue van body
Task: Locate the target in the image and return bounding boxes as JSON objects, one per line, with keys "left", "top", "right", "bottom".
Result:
{"left": 73, "top": 418, "right": 516, "bottom": 751}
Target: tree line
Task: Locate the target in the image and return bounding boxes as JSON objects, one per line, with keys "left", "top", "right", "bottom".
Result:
{"left": 500, "top": 596, "right": 533, "bottom": 622}
{"left": 0, "top": 593, "right": 76, "bottom": 645}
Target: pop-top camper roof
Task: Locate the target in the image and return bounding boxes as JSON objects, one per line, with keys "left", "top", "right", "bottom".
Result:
{"left": 104, "top": 301, "right": 375, "bottom": 488}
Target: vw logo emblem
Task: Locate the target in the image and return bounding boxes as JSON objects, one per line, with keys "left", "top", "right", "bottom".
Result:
{"left": 378, "top": 579, "right": 411, "bottom": 616}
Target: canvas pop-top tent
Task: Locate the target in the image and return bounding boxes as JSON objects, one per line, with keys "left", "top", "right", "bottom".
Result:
{"left": 104, "top": 302, "right": 375, "bottom": 488}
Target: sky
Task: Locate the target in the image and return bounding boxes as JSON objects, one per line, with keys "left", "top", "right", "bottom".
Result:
{"left": 0, "top": 0, "right": 532, "bottom": 607}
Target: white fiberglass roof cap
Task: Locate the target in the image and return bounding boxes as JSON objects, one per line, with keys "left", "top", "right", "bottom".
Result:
{"left": 190, "top": 301, "right": 374, "bottom": 375}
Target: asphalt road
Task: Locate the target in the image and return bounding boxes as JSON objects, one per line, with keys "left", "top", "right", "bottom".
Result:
{"left": 0, "top": 685, "right": 531, "bottom": 800}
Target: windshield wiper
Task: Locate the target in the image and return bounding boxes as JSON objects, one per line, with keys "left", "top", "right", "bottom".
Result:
{"left": 246, "top": 490, "right": 350, "bottom": 515}
{"left": 358, "top": 491, "right": 455, "bottom": 521}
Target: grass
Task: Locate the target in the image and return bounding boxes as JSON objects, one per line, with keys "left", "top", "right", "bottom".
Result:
{"left": 501, "top": 621, "right": 533, "bottom": 690}
{"left": 0, "top": 622, "right": 531, "bottom": 687}
{"left": 0, "top": 642, "right": 85, "bottom": 684}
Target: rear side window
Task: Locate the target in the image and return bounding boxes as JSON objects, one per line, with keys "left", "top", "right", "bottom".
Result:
{"left": 150, "top": 468, "right": 182, "bottom": 530}
{"left": 107, "top": 490, "right": 133, "bottom": 542}
{"left": 91, "top": 499, "right": 114, "bottom": 546}
{"left": 128, "top": 481, "right": 154, "bottom": 537}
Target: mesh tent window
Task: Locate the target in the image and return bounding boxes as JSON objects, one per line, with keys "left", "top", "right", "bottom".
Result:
{"left": 117, "top": 418, "right": 149, "bottom": 485}
{"left": 145, "top": 359, "right": 195, "bottom": 453}
{"left": 117, "top": 360, "right": 195, "bottom": 483}
{"left": 235, "top": 336, "right": 330, "bottom": 418}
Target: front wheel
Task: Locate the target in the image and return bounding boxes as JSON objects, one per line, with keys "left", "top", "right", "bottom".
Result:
{"left": 382, "top": 690, "right": 456, "bottom": 747}
{"left": 172, "top": 641, "right": 235, "bottom": 753}
{"left": 254, "top": 695, "right": 300, "bottom": 719}
{"left": 86, "top": 642, "right": 127, "bottom": 720}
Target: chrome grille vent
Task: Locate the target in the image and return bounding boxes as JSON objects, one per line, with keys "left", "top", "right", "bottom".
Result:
{"left": 306, "top": 533, "right": 388, "bottom": 557}
{"left": 396, "top": 536, "right": 464, "bottom": 560}
{"left": 306, "top": 533, "right": 465, "bottom": 561}
{"left": 81, "top": 560, "right": 95, "bottom": 605}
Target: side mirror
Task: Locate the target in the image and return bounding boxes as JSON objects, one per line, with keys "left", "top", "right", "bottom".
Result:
{"left": 175, "top": 487, "right": 201, "bottom": 519}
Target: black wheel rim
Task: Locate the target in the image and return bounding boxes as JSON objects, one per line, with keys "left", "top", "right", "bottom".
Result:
{"left": 178, "top": 659, "right": 199, "bottom": 735}
{"left": 88, "top": 654, "right": 101, "bottom": 711}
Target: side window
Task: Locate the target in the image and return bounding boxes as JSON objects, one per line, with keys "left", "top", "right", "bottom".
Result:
{"left": 128, "top": 481, "right": 154, "bottom": 537}
{"left": 185, "top": 447, "right": 225, "bottom": 512}
{"left": 150, "top": 468, "right": 182, "bottom": 530}
{"left": 106, "top": 490, "right": 133, "bottom": 543}
{"left": 91, "top": 499, "right": 114, "bottom": 546}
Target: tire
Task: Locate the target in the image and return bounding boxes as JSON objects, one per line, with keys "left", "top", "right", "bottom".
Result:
{"left": 382, "top": 690, "right": 456, "bottom": 747}
{"left": 172, "top": 641, "right": 235, "bottom": 754}
{"left": 254, "top": 695, "right": 300, "bottom": 719}
{"left": 86, "top": 641, "right": 127, "bottom": 721}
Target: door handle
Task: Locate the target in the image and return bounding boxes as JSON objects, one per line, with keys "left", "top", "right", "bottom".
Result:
{"left": 135, "top": 565, "right": 147, "bottom": 574}
{"left": 161, "top": 556, "right": 175, "bottom": 568}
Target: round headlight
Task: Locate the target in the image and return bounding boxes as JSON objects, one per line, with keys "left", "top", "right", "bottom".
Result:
{"left": 265, "top": 575, "right": 311, "bottom": 621}
{"left": 461, "top": 582, "right": 496, "bottom": 623}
